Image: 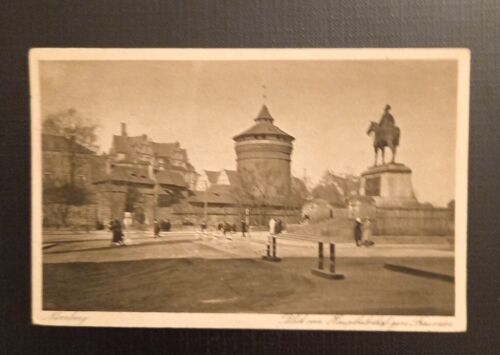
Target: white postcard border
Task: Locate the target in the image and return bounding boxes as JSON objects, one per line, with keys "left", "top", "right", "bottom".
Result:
{"left": 30, "top": 48, "right": 469, "bottom": 332}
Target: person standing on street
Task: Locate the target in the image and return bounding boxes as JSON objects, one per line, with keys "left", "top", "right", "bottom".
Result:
{"left": 362, "top": 218, "right": 374, "bottom": 247}
{"left": 223, "top": 221, "right": 232, "bottom": 240}
{"left": 268, "top": 217, "right": 276, "bottom": 249}
{"left": 276, "top": 219, "right": 283, "bottom": 234}
{"left": 164, "top": 219, "right": 171, "bottom": 232}
{"left": 153, "top": 218, "right": 160, "bottom": 238}
{"left": 200, "top": 220, "right": 207, "bottom": 233}
{"left": 110, "top": 219, "right": 124, "bottom": 246}
{"left": 269, "top": 217, "right": 276, "bottom": 236}
{"left": 240, "top": 217, "right": 247, "bottom": 238}
{"left": 354, "top": 218, "right": 363, "bottom": 247}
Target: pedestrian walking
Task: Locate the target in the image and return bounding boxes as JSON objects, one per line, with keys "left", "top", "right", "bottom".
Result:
{"left": 200, "top": 220, "right": 207, "bottom": 233}
{"left": 240, "top": 217, "right": 247, "bottom": 238}
{"left": 354, "top": 218, "right": 363, "bottom": 247}
{"left": 223, "top": 221, "right": 232, "bottom": 240}
{"left": 153, "top": 218, "right": 160, "bottom": 238}
{"left": 110, "top": 219, "right": 124, "bottom": 246}
{"left": 163, "top": 219, "right": 171, "bottom": 232}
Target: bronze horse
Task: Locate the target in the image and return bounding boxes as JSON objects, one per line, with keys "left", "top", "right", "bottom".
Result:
{"left": 367, "top": 121, "right": 400, "bottom": 166}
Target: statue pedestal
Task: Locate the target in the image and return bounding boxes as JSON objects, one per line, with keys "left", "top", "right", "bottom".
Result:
{"left": 360, "top": 163, "right": 418, "bottom": 208}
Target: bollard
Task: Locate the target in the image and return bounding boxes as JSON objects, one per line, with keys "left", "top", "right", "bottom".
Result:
{"left": 329, "top": 243, "right": 336, "bottom": 274}
{"left": 311, "top": 241, "right": 344, "bottom": 280}
{"left": 318, "top": 242, "right": 324, "bottom": 270}
{"left": 262, "top": 235, "right": 281, "bottom": 262}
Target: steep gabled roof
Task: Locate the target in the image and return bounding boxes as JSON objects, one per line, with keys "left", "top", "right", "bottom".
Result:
{"left": 94, "top": 166, "right": 154, "bottom": 185}
{"left": 156, "top": 170, "right": 186, "bottom": 188}
{"left": 151, "top": 142, "right": 180, "bottom": 157}
{"left": 42, "top": 134, "right": 95, "bottom": 154}
{"left": 113, "top": 135, "right": 183, "bottom": 160}
{"left": 204, "top": 170, "right": 220, "bottom": 185}
{"left": 187, "top": 186, "right": 237, "bottom": 205}
{"left": 112, "top": 135, "right": 148, "bottom": 154}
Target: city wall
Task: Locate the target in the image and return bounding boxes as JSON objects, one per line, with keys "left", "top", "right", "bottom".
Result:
{"left": 372, "top": 207, "right": 454, "bottom": 236}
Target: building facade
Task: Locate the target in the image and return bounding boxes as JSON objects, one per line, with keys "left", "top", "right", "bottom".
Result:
{"left": 110, "top": 123, "right": 197, "bottom": 189}
{"left": 93, "top": 124, "right": 194, "bottom": 226}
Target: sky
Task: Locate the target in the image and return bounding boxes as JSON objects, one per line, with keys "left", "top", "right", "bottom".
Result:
{"left": 39, "top": 59, "right": 458, "bottom": 206}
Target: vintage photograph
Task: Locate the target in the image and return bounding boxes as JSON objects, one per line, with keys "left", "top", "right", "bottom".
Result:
{"left": 31, "top": 49, "right": 469, "bottom": 331}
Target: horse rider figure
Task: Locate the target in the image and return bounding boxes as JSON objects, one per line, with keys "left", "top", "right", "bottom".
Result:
{"left": 379, "top": 104, "right": 395, "bottom": 130}
{"left": 367, "top": 104, "right": 400, "bottom": 166}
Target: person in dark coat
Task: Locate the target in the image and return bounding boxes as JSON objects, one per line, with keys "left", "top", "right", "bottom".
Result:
{"left": 223, "top": 221, "right": 232, "bottom": 239}
{"left": 110, "top": 219, "right": 124, "bottom": 246}
{"left": 164, "top": 219, "right": 171, "bottom": 232}
{"left": 354, "top": 218, "right": 363, "bottom": 247}
{"left": 153, "top": 219, "right": 160, "bottom": 238}
{"left": 275, "top": 219, "right": 282, "bottom": 234}
{"left": 200, "top": 220, "right": 207, "bottom": 233}
{"left": 240, "top": 217, "right": 247, "bottom": 238}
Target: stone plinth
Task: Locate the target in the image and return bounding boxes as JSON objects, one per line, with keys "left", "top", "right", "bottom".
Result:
{"left": 360, "top": 163, "right": 418, "bottom": 208}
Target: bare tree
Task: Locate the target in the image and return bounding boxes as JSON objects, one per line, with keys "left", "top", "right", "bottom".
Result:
{"left": 42, "top": 109, "right": 98, "bottom": 228}
{"left": 312, "top": 170, "right": 360, "bottom": 207}
{"left": 231, "top": 162, "right": 287, "bottom": 225}
{"left": 43, "top": 108, "right": 98, "bottom": 151}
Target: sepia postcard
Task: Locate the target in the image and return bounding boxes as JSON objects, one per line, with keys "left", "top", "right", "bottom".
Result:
{"left": 31, "top": 48, "right": 469, "bottom": 331}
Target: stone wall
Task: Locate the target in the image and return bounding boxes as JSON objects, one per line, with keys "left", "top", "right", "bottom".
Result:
{"left": 171, "top": 204, "right": 302, "bottom": 227}
{"left": 94, "top": 184, "right": 156, "bottom": 226}
{"left": 372, "top": 207, "right": 454, "bottom": 236}
{"left": 235, "top": 141, "right": 293, "bottom": 197}
{"left": 43, "top": 203, "right": 98, "bottom": 229}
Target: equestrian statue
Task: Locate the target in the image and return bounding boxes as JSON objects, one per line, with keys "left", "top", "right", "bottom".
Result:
{"left": 367, "top": 104, "right": 401, "bottom": 166}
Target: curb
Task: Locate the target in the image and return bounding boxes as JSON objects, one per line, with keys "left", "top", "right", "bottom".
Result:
{"left": 384, "top": 262, "right": 454, "bottom": 283}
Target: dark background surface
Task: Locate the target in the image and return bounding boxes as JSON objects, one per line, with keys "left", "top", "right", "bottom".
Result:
{"left": 1, "top": 0, "right": 499, "bottom": 354}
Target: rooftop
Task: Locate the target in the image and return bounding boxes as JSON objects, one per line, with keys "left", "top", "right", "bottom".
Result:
{"left": 156, "top": 170, "right": 186, "bottom": 188}
{"left": 94, "top": 166, "right": 154, "bottom": 185}
{"left": 112, "top": 134, "right": 183, "bottom": 159}
{"left": 233, "top": 105, "right": 294, "bottom": 142}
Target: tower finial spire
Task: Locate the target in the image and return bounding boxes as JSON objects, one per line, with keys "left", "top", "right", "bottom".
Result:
{"left": 262, "top": 84, "right": 267, "bottom": 102}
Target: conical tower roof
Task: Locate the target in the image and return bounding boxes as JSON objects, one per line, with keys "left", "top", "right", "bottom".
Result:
{"left": 233, "top": 104, "right": 294, "bottom": 142}
{"left": 255, "top": 104, "right": 274, "bottom": 123}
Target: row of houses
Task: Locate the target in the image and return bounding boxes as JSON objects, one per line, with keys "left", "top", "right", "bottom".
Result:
{"left": 42, "top": 120, "right": 309, "bottom": 229}
{"left": 43, "top": 104, "right": 374, "bottom": 230}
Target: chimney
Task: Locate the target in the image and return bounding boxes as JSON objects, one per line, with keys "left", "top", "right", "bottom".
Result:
{"left": 121, "top": 122, "right": 127, "bottom": 136}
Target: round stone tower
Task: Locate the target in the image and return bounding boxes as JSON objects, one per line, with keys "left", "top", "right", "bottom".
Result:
{"left": 233, "top": 105, "right": 294, "bottom": 201}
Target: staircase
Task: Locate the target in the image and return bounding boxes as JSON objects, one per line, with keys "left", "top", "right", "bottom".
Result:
{"left": 286, "top": 218, "right": 355, "bottom": 243}
{"left": 286, "top": 218, "right": 454, "bottom": 245}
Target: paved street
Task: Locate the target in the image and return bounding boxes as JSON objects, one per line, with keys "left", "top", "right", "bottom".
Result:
{"left": 43, "top": 230, "right": 454, "bottom": 264}
{"left": 42, "top": 230, "right": 454, "bottom": 315}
